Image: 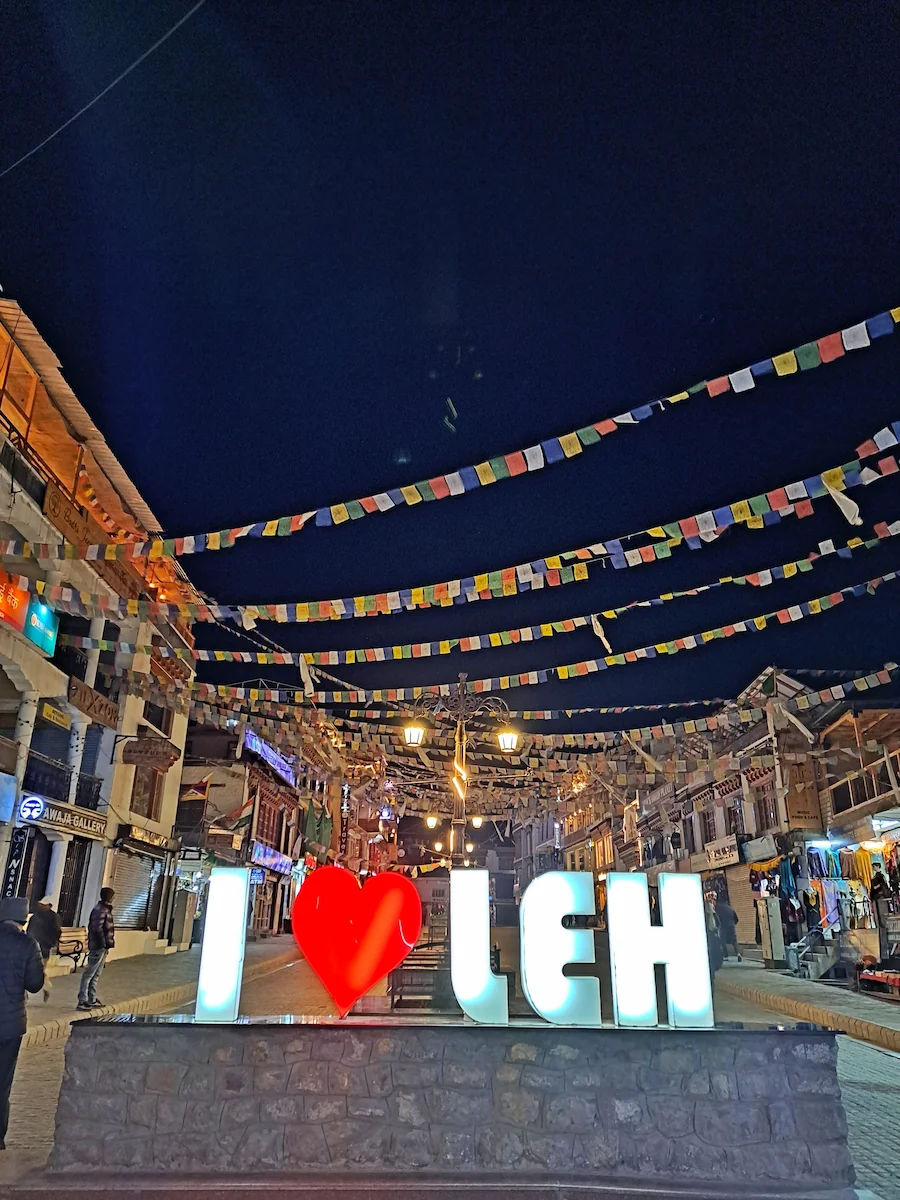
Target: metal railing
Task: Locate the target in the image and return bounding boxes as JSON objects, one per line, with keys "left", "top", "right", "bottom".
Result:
{"left": 23, "top": 748, "right": 103, "bottom": 811}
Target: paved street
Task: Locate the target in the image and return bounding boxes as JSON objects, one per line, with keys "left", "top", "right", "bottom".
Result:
{"left": 3, "top": 958, "right": 897, "bottom": 1198}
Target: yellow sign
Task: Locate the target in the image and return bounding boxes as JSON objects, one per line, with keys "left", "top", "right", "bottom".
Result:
{"left": 40, "top": 702, "right": 71, "bottom": 731}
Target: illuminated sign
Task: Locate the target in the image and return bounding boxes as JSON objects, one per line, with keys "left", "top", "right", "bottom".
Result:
{"left": 249, "top": 867, "right": 266, "bottom": 886}
{"left": 19, "top": 795, "right": 46, "bottom": 822}
{"left": 0, "top": 569, "right": 28, "bottom": 635}
{"left": 243, "top": 729, "right": 295, "bottom": 787}
{"left": 195, "top": 867, "right": 251, "bottom": 1022}
{"left": 704, "top": 834, "right": 740, "bottom": 869}
{"left": 24, "top": 598, "right": 58, "bottom": 655}
{"left": 251, "top": 841, "right": 293, "bottom": 875}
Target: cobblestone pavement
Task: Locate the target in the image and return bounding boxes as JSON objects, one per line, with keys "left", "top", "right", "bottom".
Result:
{"left": 3, "top": 963, "right": 897, "bottom": 1199}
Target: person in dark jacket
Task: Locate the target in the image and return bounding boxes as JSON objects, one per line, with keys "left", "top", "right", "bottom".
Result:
{"left": 28, "top": 897, "right": 62, "bottom": 1002}
{"left": 77, "top": 887, "right": 115, "bottom": 1011}
{"left": 0, "top": 896, "right": 45, "bottom": 1149}
{"left": 716, "top": 899, "right": 741, "bottom": 961}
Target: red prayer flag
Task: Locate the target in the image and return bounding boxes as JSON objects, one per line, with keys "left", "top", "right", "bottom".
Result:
{"left": 504, "top": 451, "right": 528, "bottom": 476}
{"left": 857, "top": 440, "right": 879, "bottom": 459}
{"left": 680, "top": 516, "right": 700, "bottom": 538}
{"left": 593, "top": 419, "right": 618, "bottom": 436}
{"left": 766, "top": 487, "right": 789, "bottom": 510}
{"left": 706, "top": 376, "right": 730, "bottom": 397}
{"left": 817, "top": 332, "right": 845, "bottom": 363}
{"left": 428, "top": 476, "right": 451, "bottom": 500}
{"left": 795, "top": 499, "right": 814, "bottom": 518}
{"left": 878, "top": 456, "right": 899, "bottom": 475}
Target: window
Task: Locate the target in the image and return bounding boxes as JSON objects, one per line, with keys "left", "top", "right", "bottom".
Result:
{"left": 683, "top": 818, "right": 696, "bottom": 856}
{"left": 756, "top": 780, "right": 779, "bottom": 832}
{"left": 725, "top": 801, "right": 745, "bottom": 837}
{"left": 130, "top": 765, "right": 163, "bottom": 821}
{"left": 701, "top": 809, "right": 717, "bottom": 845}
{"left": 143, "top": 700, "right": 173, "bottom": 737}
{"left": 256, "top": 799, "right": 279, "bottom": 846}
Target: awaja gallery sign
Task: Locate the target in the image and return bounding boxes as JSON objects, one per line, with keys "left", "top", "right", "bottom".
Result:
{"left": 289, "top": 865, "right": 714, "bottom": 1028}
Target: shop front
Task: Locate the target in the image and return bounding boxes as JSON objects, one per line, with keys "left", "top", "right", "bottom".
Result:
{"left": 108, "top": 824, "right": 181, "bottom": 955}
{"left": 249, "top": 840, "right": 292, "bottom": 936}
{"left": 6, "top": 792, "right": 107, "bottom": 924}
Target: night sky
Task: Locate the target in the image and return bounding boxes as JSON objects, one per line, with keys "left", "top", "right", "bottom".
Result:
{"left": 3, "top": 2, "right": 899, "bottom": 727}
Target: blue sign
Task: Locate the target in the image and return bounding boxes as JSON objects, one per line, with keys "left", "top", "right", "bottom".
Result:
{"left": 249, "top": 867, "right": 266, "bottom": 886}
{"left": 24, "top": 598, "right": 59, "bottom": 656}
{"left": 19, "top": 794, "right": 46, "bottom": 822}
{"left": 243, "top": 729, "right": 296, "bottom": 788}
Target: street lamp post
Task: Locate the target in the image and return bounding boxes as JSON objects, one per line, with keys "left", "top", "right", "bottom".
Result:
{"left": 404, "top": 673, "right": 519, "bottom": 866}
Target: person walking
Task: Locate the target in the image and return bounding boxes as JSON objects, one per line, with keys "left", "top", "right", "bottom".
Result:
{"left": 704, "top": 896, "right": 723, "bottom": 985}
{"left": 77, "top": 887, "right": 115, "bottom": 1012}
{"left": 0, "top": 896, "right": 45, "bottom": 1149}
{"left": 716, "top": 898, "right": 742, "bottom": 961}
{"left": 27, "top": 897, "right": 62, "bottom": 1002}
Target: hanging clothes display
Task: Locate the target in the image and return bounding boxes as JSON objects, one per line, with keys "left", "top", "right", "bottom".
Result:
{"left": 806, "top": 847, "right": 826, "bottom": 879}
{"left": 854, "top": 848, "right": 874, "bottom": 891}
{"left": 839, "top": 847, "right": 856, "bottom": 879}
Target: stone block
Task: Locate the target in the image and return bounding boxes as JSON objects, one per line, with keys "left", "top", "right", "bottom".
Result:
{"left": 180, "top": 1065, "right": 217, "bottom": 1098}
{"left": 669, "top": 1135, "right": 728, "bottom": 1179}
{"left": 613, "top": 1096, "right": 650, "bottom": 1133}
{"left": 103, "top": 1137, "right": 152, "bottom": 1168}
{"left": 694, "top": 1101, "right": 770, "bottom": 1146}
{"left": 508, "top": 1041, "right": 542, "bottom": 1063}
{"left": 152, "top": 1133, "right": 230, "bottom": 1171}
{"left": 371, "top": 1035, "right": 402, "bottom": 1061}
{"left": 727, "top": 1141, "right": 811, "bottom": 1180}
{"left": 428, "top": 1087, "right": 493, "bottom": 1126}
{"left": 787, "top": 1064, "right": 841, "bottom": 1094}
{"left": 737, "top": 1065, "right": 789, "bottom": 1100}
{"left": 284, "top": 1122, "right": 330, "bottom": 1166}
{"left": 146, "top": 1062, "right": 188, "bottom": 1094}
{"left": 683, "top": 1069, "right": 710, "bottom": 1095}
{"left": 735, "top": 1045, "right": 778, "bottom": 1068}
{"left": 574, "top": 1130, "right": 618, "bottom": 1169}
{"left": 544, "top": 1094, "right": 598, "bottom": 1130}
{"left": 156, "top": 1097, "right": 187, "bottom": 1134}
{"left": 366, "top": 1062, "right": 393, "bottom": 1096}
{"left": 210, "top": 1041, "right": 243, "bottom": 1065}
{"left": 243, "top": 1037, "right": 285, "bottom": 1065}
{"left": 545, "top": 1042, "right": 581, "bottom": 1066}
{"left": 127, "top": 1094, "right": 158, "bottom": 1130}
{"left": 496, "top": 1086, "right": 542, "bottom": 1126}
{"left": 392, "top": 1063, "right": 441, "bottom": 1088}
{"left": 287, "top": 1061, "right": 330, "bottom": 1093}
{"left": 391, "top": 1127, "right": 434, "bottom": 1167}
{"left": 163, "top": 1033, "right": 211, "bottom": 1065}
{"left": 283, "top": 1033, "right": 314, "bottom": 1061}
{"left": 254, "top": 1065, "right": 290, "bottom": 1092}
{"left": 78, "top": 1095, "right": 125, "bottom": 1124}
{"left": 443, "top": 1035, "right": 507, "bottom": 1064}
{"left": 619, "top": 1132, "right": 673, "bottom": 1174}
{"left": 793, "top": 1097, "right": 847, "bottom": 1142}
{"left": 312, "top": 1033, "right": 347, "bottom": 1061}
{"left": 260, "top": 1096, "right": 304, "bottom": 1123}
{"left": 390, "top": 1089, "right": 429, "bottom": 1127}
{"left": 700, "top": 1043, "right": 735, "bottom": 1069}
{"left": 476, "top": 1125, "right": 525, "bottom": 1167}
{"left": 638, "top": 1067, "right": 683, "bottom": 1094}
{"left": 647, "top": 1095, "right": 695, "bottom": 1137}
{"left": 432, "top": 1128, "right": 476, "bottom": 1167}
{"left": 788, "top": 1039, "right": 837, "bottom": 1065}
{"left": 651, "top": 1045, "right": 699, "bottom": 1074}
{"left": 341, "top": 1033, "right": 372, "bottom": 1065}
{"left": 53, "top": 1136, "right": 104, "bottom": 1170}
{"left": 63, "top": 1054, "right": 98, "bottom": 1090}
{"left": 565, "top": 1066, "right": 606, "bottom": 1090}
{"left": 443, "top": 1061, "right": 489, "bottom": 1088}
{"left": 710, "top": 1071, "right": 739, "bottom": 1100}
{"left": 233, "top": 1124, "right": 283, "bottom": 1169}
{"left": 184, "top": 1101, "right": 225, "bottom": 1132}
{"left": 399, "top": 1033, "right": 444, "bottom": 1061}
{"left": 348, "top": 1097, "right": 389, "bottom": 1119}
{"left": 305, "top": 1096, "right": 347, "bottom": 1122}
{"left": 324, "top": 1119, "right": 392, "bottom": 1166}
{"left": 216, "top": 1066, "right": 254, "bottom": 1097}
{"left": 520, "top": 1064, "right": 565, "bottom": 1091}
{"left": 768, "top": 1101, "right": 797, "bottom": 1141}
{"left": 494, "top": 1063, "right": 521, "bottom": 1084}
{"left": 221, "top": 1096, "right": 259, "bottom": 1128}
{"left": 525, "top": 1132, "right": 574, "bottom": 1169}
{"left": 328, "top": 1062, "right": 369, "bottom": 1095}
{"left": 807, "top": 1139, "right": 855, "bottom": 1184}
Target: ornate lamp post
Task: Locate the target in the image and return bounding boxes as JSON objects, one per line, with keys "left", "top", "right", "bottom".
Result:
{"left": 404, "top": 673, "right": 519, "bottom": 865}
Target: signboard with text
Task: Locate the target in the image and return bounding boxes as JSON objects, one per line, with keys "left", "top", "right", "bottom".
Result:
{"left": 704, "top": 834, "right": 740, "bottom": 869}
{"left": 68, "top": 676, "right": 119, "bottom": 729}
{"left": 19, "top": 794, "right": 107, "bottom": 840}
{"left": 42, "top": 481, "right": 147, "bottom": 602}
{"left": 24, "top": 597, "right": 59, "bottom": 654}
{"left": 243, "top": 729, "right": 295, "bottom": 788}
{"left": 0, "top": 568, "right": 28, "bottom": 636}
{"left": 122, "top": 735, "right": 180, "bottom": 771}
{"left": 251, "top": 841, "right": 293, "bottom": 875}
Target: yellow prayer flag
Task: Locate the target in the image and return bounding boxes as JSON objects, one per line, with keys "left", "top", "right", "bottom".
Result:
{"left": 747, "top": 515, "right": 764, "bottom": 528}
{"left": 148, "top": 540, "right": 164, "bottom": 559}
{"left": 262, "top": 520, "right": 279, "bottom": 536}
{"left": 808, "top": 598, "right": 822, "bottom": 614}
{"left": 783, "top": 561, "right": 798, "bottom": 578}
{"left": 540, "top": 623, "right": 553, "bottom": 636}
{"left": 602, "top": 608, "right": 616, "bottom": 618}
{"left": 297, "top": 604, "right": 310, "bottom": 621}
{"left": 557, "top": 665, "right": 570, "bottom": 679}
{"left": 655, "top": 643, "right": 668, "bottom": 654}
{"left": 544, "top": 556, "right": 562, "bottom": 569}
{"left": 891, "top": 307, "right": 900, "bottom": 322}
{"left": 353, "top": 596, "right": 366, "bottom": 613}
{"left": 503, "top": 578, "right": 517, "bottom": 595}
{"left": 821, "top": 467, "right": 845, "bottom": 489}
{"left": 411, "top": 587, "right": 425, "bottom": 605}
{"left": 392, "top": 647, "right": 403, "bottom": 659}
{"left": 474, "top": 461, "right": 496, "bottom": 486}
{"left": 499, "top": 676, "right": 511, "bottom": 689}
{"left": 399, "top": 485, "right": 422, "bottom": 506}
{"left": 489, "top": 632, "right": 503, "bottom": 647}
{"left": 574, "top": 563, "right": 589, "bottom": 581}
{"left": 659, "top": 593, "right": 674, "bottom": 601}
{"left": 439, "top": 640, "right": 451, "bottom": 654}
{"left": 666, "top": 391, "right": 689, "bottom": 403}
{"left": 214, "top": 651, "right": 226, "bottom": 662}
{"left": 474, "top": 573, "right": 489, "bottom": 591}
{"left": 753, "top": 616, "right": 767, "bottom": 630}
{"left": 848, "top": 537, "right": 863, "bottom": 548}
{"left": 647, "top": 527, "right": 666, "bottom": 538}
{"left": 558, "top": 432, "right": 582, "bottom": 458}
{"left": 772, "top": 350, "right": 798, "bottom": 376}
{"left": 207, "top": 532, "right": 222, "bottom": 550}
{"left": 730, "top": 499, "right": 752, "bottom": 523}
{"left": 701, "top": 631, "right": 715, "bottom": 642}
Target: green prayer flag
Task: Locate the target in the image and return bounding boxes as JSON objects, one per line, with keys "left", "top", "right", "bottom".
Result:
{"left": 276, "top": 516, "right": 293, "bottom": 535}
{"left": 654, "top": 541, "right": 672, "bottom": 559}
{"left": 687, "top": 381, "right": 707, "bottom": 394}
{"left": 795, "top": 341, "right": 821, "bottom": 370}
{"left": 416, "top": 480, "right": 436, "bottom": 502}
{"left": 345, "top": 501, "right": 366, "bottom": 520}
{"left": 488, "top": 456, "right": 511, "bottom": 481}
{"left": 559, "top": 565, "right": 575, "bottom": 584}
{"left": 748, "top": 494, "right": 771, "bottom": 516}
{"left": 576, "top": 425, "right": 602, "bottom": 446}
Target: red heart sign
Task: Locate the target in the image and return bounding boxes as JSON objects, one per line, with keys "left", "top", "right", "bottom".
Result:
{"left": 291, "top": 867, "right": 422, "bottom": 1017}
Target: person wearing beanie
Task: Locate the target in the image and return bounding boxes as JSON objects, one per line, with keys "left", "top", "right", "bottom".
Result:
{"left": 77, "top": 887, "right": 115, "bottom": 1011}
{"left": 0, "top": 896, "right": 46, "bottom": 1149}
{"left": 27, "top": 897, "right": 62, "bottom": 1003}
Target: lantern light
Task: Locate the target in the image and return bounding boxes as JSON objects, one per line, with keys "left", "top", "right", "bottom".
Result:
{"left": 434, "top": 841, "right": 443, "bottom": 852}
{"left": 404, "top": 722, "right": 426, "bottom": 748}
{"left": 425, "top": 814, "right": 439, "bottom": 829}
{"left": 465, "top": 842, "right": 474, "bottom": 853}
{"left": 470, "top": 815, "right": 483, "bottom": 829}
{"left": 497, "top": 726, "right": 520, "bottom": 754}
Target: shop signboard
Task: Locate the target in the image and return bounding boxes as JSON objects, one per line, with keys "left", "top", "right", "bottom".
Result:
{"left": 742, "top": 833, "right": 778, "bottom": 863}
{"left": 1, "top": 826, "right": 30, "bottom": 898}
{"left": 120, "top": 823, "right": 175, "bottom": 852}
{"left": 122, "top": 735, "right": 180, "bottom": 772}
{"left": 68, "top": 676, "right": 118, "bottom": 729}
{"left": 42, "top": 481, "right": 147, "bottom": 602}
{"left": 40, "top": 702, "right": 71, "bottom": 731}
{"left": 250, "top": 841, "right": 292, "bottom": 875}
{"left": 339, "top": 783, "right": 350, "bottom": 856}
{"left": 19, "top": 794, "right": 107, "bottom": 840}
{"left": 24, "top": 597, "right": 58, "bottom": 655}
{"left": 0, "top": 568, "right": 29, "bottom": 636}
{"left": 784, "top": 760, "right": 822, "bottom": 828}
{"left": 705, "top": 834, "right": 740, "bottom": 869}
{"left": 242, "top": 729, "right": 295, "bottom": 788}
{"left": 249, "top": 867, "right": 266, "bottom": 886}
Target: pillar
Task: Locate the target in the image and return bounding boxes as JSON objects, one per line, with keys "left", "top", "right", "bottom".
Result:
{"left": 14, "top": 690, "right": 39, "bottom": 794}
{"left": 83, "top": 616, "right": 105, "bottom": 689}
{"left": 44, "top": 833, "right": 72, "bottom": 908}
{"left": 66, "top": 715, "right": 90, "bottom": 807}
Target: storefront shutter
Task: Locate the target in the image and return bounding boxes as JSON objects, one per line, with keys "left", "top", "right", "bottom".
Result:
{"left": 112, "top": 850, "right": 158, "bottom": 930}
{"left": 724, "top": 863, "right": 758, "bottom": 944}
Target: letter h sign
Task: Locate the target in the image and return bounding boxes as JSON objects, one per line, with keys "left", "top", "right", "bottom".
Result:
{"left": 450, "top": 870, "right": 714, "bottom": 1028}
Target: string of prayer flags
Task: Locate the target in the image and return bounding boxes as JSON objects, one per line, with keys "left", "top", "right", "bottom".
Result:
{"left": 1, "top": 313, "right": 898, "bottom": 563}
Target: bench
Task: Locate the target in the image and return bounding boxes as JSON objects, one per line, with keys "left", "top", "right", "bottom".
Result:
{"left": 56, "top": 927, "right": 87, "bottom": 971}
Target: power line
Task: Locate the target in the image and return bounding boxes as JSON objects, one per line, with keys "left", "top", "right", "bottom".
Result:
{"left": 0, "top": 0, "right": 208, "bottom": 182}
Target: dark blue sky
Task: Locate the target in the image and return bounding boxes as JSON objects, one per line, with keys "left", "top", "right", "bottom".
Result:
{"left": 3, "top": 1, "right": 899, "bottom": 723}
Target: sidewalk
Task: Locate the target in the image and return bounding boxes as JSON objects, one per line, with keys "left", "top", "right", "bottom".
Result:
{"left": 716, "top": 961, "right": 900, "bottom": 1052}
{"left": 21, "top": 935, "right": 299, "bottom": 1048}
